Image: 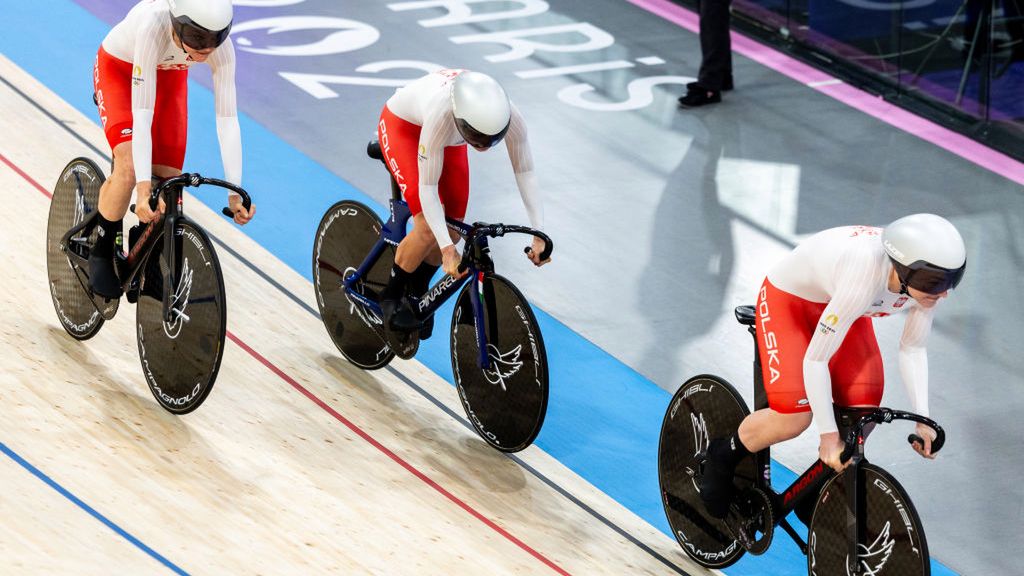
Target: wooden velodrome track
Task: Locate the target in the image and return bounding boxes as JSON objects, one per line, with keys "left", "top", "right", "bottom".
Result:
{"left": 0, "top": 55, "right": 712, "bottom": 575}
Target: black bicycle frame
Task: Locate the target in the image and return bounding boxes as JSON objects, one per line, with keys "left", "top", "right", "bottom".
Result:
{"left": 739, "top": 315, "right": 944, "bottom": 564}
{"left": 342, "top": 196, "right": 496, "bottom": 370}
{"left": 60, "top": 173, "right": 250, "bottom": 322}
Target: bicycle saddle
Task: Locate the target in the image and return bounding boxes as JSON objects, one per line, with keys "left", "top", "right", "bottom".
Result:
{"left": 734, "top": 305, "right": 755, "bottom": 326}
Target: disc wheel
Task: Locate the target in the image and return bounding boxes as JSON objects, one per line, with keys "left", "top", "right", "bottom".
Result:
{"left": 136, "top": 220, "right": 225, "bottom": 414}
{"left": 313, "top": 200, "right": 394, "bottom": 369}
{"left": 658, "top": 374, "right": 752, "bottom": 569}
{"left": 808, "top": 463, "right": 930, "bottom": 576}
{"left": 450, "top": 274, "right": 548, "bottom": 452}
{"left": 46, "top": 157, "right": 115, "bottom": 339}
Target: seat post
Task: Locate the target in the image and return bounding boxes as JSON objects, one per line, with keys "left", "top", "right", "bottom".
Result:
{"left": 750, "top": 325, "right": 768, "bottom": 411}
{"left": 390, "top": 177, "right": 402, "bottom": 203}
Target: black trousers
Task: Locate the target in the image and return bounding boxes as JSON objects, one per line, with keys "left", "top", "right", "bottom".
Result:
{"left": 696, "top": 0, "right": 733, "bottom": 90}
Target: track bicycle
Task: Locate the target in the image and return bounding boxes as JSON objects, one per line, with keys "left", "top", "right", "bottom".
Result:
{"left": 312, "top": 140, "right": 553, "bottom": 452}
{"left": 46, "top": 157, "right": 252, "bottom": 414}
{"left": 658, "top": 305, "right": 945, "bottom": 575}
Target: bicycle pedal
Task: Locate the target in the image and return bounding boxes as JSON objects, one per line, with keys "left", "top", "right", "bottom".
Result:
{"left": 727, "top": 489, "right": 774, "bottom": 555}
{"left": 384, "top": 323, "right": 419, "bottom": 360}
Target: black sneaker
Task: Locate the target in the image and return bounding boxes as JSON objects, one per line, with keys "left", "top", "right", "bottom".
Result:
{"left": 687, "top": 77, "right": 733, "bottom": 91}
{"left": 88, "top": 252, "right": 123, "bottom": 299}
{"left": 381, "top": 298, "right": 421, "bottom": 332}
{"left": 678, "top": 86, "right": 722, "bottom": 108}
{"left": 698, "top": 439, "right": 737, "bottom": 519}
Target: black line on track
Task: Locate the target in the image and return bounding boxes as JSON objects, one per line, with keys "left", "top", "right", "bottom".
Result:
{"left": 7, "top": 71, "right": 695, "bottom": 576}
{"left": 384, "top": 365, "right": 694, "bottom": 575}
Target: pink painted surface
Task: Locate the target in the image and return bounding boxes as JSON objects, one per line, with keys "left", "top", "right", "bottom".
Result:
{"left": 626, "top": 0, "right": 1024, "bottom": 186}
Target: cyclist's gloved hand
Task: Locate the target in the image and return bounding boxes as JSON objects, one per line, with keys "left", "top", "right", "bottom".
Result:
{"left": 134, "top": 180, "right": 165, "bottom": 223}
{"left": 910, "top": 423, "right": 937, "bottom": 459}
{"left": 819, "top": 432, "right": 850, "bottom": 473}
{"left": 526, "top": 236, "right": 550, "bottom": 267}
{"left": 441, "top": 244, "right": 466, "bottom": 278}
{"left": 229, "top": 194, "right": 256, "bottom": 225}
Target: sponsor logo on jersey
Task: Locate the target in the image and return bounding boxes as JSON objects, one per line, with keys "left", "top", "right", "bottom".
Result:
{"left": 121, "top": 128, "right": 133, "bottom": 136}
{"left": 758, "top": 285, "right": 781, "bottom": 385}
{"left": 378, "top": 119, "right": 407, "bottom": 194}
{"left": 818, "top": 313, "right": 839, "bottom": 335}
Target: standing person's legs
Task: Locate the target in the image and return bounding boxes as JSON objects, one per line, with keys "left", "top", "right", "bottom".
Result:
{"left": 679, "top": 0, "right": 733, "bottom": 107}
{"left": 696, "top": 0, "right": 733, "bottom": 91}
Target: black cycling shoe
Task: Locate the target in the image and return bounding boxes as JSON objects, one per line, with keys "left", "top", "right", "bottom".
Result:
{"left": 381, "top": 298, "right": 421, "bottom": 332}
{"left": 418, "top": 314, "right": 434, "bottom": 340}
{"left": 698, "top": 438, "right": 738, "bottom": 519}
{"left": 88, "top": 253, "right": 123, "bottom": 299}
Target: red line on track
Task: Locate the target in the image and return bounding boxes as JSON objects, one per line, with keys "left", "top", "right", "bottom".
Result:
{"left": 10, "top": 150, "right": 570, "bottom": 575}
{"left": 225, "top": 331, "right": 571, "bottom": 576}
{"left": 1, "top": 152, "right": 52, "bottom": 198}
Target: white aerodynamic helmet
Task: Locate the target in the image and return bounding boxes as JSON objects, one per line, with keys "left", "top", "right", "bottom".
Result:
{"left": 451, "top": 71, "right": 511, "bottom": 150}
{"left": 882, "top": 213, "right": 966, "bottom": 295}
{"left": 167, "top": 0, "right": 233, "bottom": 50}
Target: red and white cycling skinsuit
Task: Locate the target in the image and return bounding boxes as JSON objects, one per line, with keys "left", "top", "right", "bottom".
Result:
{"left": 756, "top": 226, "right": 934, "bottom": 435}
{"left": 93, "top": 0, "right": 242, "bottom": 186}
{"left": 377, "top": 69, "right": 543, "bottom": 248}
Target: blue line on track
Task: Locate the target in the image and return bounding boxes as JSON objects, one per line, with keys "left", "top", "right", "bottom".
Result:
{"left": 0, "top": 442, "right": 189, "bottom": 575}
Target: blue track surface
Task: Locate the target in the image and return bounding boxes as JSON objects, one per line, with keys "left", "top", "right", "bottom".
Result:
{"left": 2, "top": 2, "right": 957, "bottom": 574}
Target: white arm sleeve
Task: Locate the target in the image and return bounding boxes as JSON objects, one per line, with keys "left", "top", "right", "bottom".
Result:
{"left": 130, "top": 16, "right": 163, "bottom": 184}
{"left": 505, "top": 105, "right": 543, "bottom": 231}
{"left": 417, "top": 102, "right": 461, "bottom": 249}
{"left": 210, "top": 40, "right": 242, "bottom": 187}
{"left": 804, "top": 248, "right": 886, "bottom": 435}
{"left": 898, "top": 305, "right": 933, "bottom": 416}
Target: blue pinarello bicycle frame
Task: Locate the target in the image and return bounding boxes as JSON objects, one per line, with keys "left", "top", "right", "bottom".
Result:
{"left": 342, "top": 197, "right": 494, "bottom": 370}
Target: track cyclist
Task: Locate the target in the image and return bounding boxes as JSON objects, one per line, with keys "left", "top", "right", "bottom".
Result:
{"left": 375, "top": 68, "right": 549, "bottom": 338}
{"left": 699, "top": 214, "right": 967, "bottom": 520}
{"left": 89, "top": 0, "right": 255, "bottom": 299}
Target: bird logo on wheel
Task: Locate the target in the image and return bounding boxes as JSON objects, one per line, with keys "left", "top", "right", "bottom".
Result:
{"left": 483, "top": 344, "right": 523, "bottom": 391}
{"left": 849, "top": 521, "right": 894, "bottom": 576}
{"left": 162, "top": 258, "right": 194, "bottom": 339}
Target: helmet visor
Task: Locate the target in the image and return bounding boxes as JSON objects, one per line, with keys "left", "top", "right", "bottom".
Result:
{"left": 898, "top": 260, "right": 966, "bottom": 295}
{"left": 455, "top": 117, "right": 510, "bottom": 150}
{"left": 173, "top": 16, "right": 232, "bottom": 50}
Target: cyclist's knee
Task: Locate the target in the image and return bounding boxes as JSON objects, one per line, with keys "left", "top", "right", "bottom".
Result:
{"left": 410, "top": 215, "right": 434, "bottom": 242}
{"left": 110, "top": 165, "right": 136, "bottom": 193}
{"left": 110, "top": 143, "right": 135, "bottom": 189}
{"left": 785, "top": 411, "right": 813, "bottom": 437}
{"left": 152, "top": 165, "right": 181, "bottom": 179}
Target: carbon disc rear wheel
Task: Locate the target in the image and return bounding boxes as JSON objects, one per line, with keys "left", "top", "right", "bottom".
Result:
{"left": 313, "top": 200, "right": 394, "bottom": 370}
{"left": 658, "top": 374, "right": 752, "bottom": 569}
{"left": 46, "top": 157, "right": 112, "bottom": 339}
